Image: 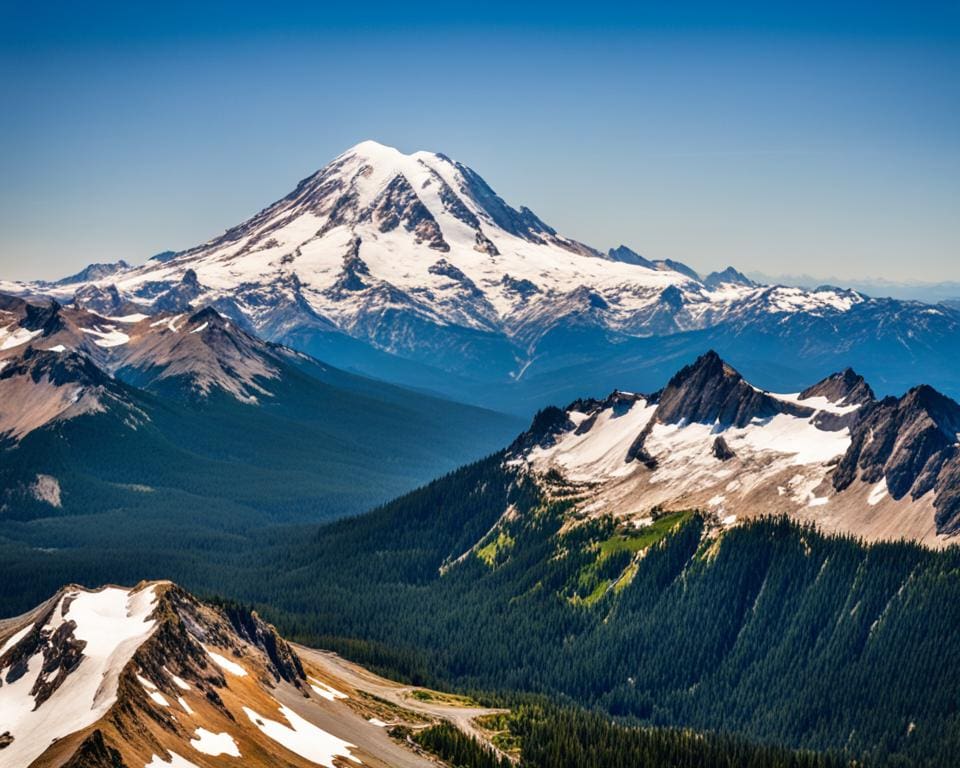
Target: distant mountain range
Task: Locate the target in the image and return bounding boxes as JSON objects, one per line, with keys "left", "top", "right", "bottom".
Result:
{"left": 3, "top": 140, "right": 960, "bottom": 414}
{"left": 747, "top": 272, "right": 960, "bottom": 304}
{"left": 0, "top": 293, "right": 519, "bottom": 531}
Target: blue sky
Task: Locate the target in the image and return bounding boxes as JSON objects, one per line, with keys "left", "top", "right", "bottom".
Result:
{"left": 1, "top": 1, "right": 957, "bottom": 282}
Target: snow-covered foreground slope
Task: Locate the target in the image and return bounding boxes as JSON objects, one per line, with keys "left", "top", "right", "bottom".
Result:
{"left": 510, "top": 352, "right": 960, "bottom": 546}
{"left": 6, "top": 141, "right": 960, "bottom": 411}
{"left": 0, "top": 582, "right": 444, "bottom": 768}
{"left": 0, "top": 586, "right": 158, "bottom": 768}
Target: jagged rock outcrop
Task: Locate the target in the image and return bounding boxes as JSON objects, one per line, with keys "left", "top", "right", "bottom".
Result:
{"left": 834, "top": 385, "right": 960, "bottom": 533}
{"left": 149, "top": 269, "right": 204, "bottom": 313}
{"left": 361, "top": 174, "right": 450, "bottom": 251}
{"left": 509, "top": 405, "right": 575, "bottom": 455}
{"left": 800, "top": 368, "right": 875, "bottom": 407}
{"left": 72, "top": 283, "right": 128, "bottom": 316}
{"left": 651, "top": 350, "right": 813, "bottom": 429}
{"left": 608, "top": 245, "right": 656, "bottom": 269}
{"left": 54, "top": 260, "right": 130, "bottom": 286}
{"left": 512, "top": 352, "right": 960, "bottom": 545}
{"left": 712, "top": 435, "right": 736, "bottom": 460}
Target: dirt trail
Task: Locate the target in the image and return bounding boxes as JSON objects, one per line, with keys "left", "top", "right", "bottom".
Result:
{"left": 294, "top": 644, "right": 513, "bottom": 761}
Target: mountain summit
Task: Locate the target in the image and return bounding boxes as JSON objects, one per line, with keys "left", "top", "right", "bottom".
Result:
{"left": 6, "top": 141, "right": 960, "bottom": 411}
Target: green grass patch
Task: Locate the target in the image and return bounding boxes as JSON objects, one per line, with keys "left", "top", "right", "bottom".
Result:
{"left": 476, "top": 530, "right": 515, "bottom": 567}
{"left": 596, "top": 510, "right": 694, "bottom": 558}
{"left": 567, "top": 511, "right": 694, "bottom": 605}
{"left": 409, "top": 688, "right": 479, "bottom": 707}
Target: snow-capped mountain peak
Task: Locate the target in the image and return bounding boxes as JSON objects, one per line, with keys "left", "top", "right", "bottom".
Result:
{"left": 4, "top": 141, "right": 959, "bottom": 410}
{"left": 513, "top": 352, "right": 960, "bottom": 547}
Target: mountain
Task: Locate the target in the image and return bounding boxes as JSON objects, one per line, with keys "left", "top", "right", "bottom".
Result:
{"left": 0, "top": 580, "right": 451, "bottom": 768}
{"left": 0, "top": 294, "right": 520, "bottom": 574}
{"left": 5, "top": 141, "right": 960, "bottom": 413}
{"left": 512, "top": 351, "right": 956, "bottom": 546}
{"left": 197, "top": 455, "right": 960, "bottom": 766}
{"left": 202, "top": 357, "right": 960, "bottom": 762}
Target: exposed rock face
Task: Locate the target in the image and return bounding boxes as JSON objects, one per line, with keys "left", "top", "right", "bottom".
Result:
{"left": 72, "top": 283, "right": 128, "bottom": 316}
{"left": 800, "top": 368, "right": 875, "bottom": 407}
{"left": 934, "top": 454, "right": 960, "bottom": 533}
{"left": 658, "top": 259, "right": 701, "bottom": 281}
{"left": 429, "top": 259, "right": 484, "bottom": 297}
{"left": 61, "top": 730, "right": 127, "bottom": 768}
{"left": 218, "top": 602, "right": 304, "bottom": 685}
{"left": 453, "top": 162, "right": 559, "bottom": 243}
{"left": 0, "top": 346, "right": 137, "bottom": 444}
{"left": 0, "top": 294, "right": 63, "bottom": 335}
{"left": 116, "top": 306, "right": 282, "bottom": 403}
{"left": 712, "top": 436, "right": 736, "bottom": 460}
{"left": 0, "top": 581, "right": 328, "bottom": 768}
{"left": 834, "top": 385, "right": 960, "bottom": 533}
{"left": 652, "top": 351, "right": 813, "bottom": 428}
{"left": 500, "top": 274, "right": 539, "bottom": 299}
{"left": 474, "top": 229, "right": 500, "bottom": 256}
{"left": 3, "top": 344, "right": 113, "bottom": 388}
{"left": 509, "top": 405, "right": 574, "bottom": 455}
{"left": 150, "top": 269, "right": 204, "bottom": 313}
{"left": 361, "top": 174, "right": 449, "bottom": 251}
{"left": 328, "top": 237, "right": 370, "bottom": 294}
{"left": 0, "top": 578, "right": 444, "bottom": 768}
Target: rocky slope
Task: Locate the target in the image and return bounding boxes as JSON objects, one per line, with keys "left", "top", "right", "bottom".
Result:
{"left": 511, "top": 351, "right": 960, "bottom": 546}
{"left": 0, "top": 581, "right": 441, "bottom": 768}
{"left": 4, "top": 141, "right": 959, "bottom": 411}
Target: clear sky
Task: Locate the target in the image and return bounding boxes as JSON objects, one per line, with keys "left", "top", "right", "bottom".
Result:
{"left": 1, "top": 1, "right": 957, "bottom": 282}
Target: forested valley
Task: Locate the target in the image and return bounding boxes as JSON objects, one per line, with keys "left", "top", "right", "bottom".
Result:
{"left": 3, "top": 453, "right": 959, "bottom": 765}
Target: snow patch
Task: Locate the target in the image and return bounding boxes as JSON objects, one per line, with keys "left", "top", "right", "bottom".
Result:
{"left": 81, "top": 325, "right": 130, "bottom": 348}
{"left": 309, "top": 677, "right": 348, "bottom": 701}
{"left": 0, "top": 625, "right": 32, "bottom": 656}
{"left": 0, "top": 325, "right": 41, "bottom": 351}
{"left": 868, "top": 479, "right": 889, "bottom": 506}
{"left": 243, "top": 704, "right": 361, "bottom": 767}
{"left": 190, "top": 728, "right": 241, "bottom": 757}
{"left": 204, "top": 645, "right": 248, "bottom": 676}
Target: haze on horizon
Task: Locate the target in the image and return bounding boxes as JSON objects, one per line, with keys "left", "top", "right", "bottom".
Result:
{"left": 0, "top": 1, "right": 957, "bottom": 284}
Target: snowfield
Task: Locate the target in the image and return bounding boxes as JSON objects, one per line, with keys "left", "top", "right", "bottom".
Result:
{"left": 0, "top": 585, "right": 159, "bottom": 768}
{"left": 244, "top": 703, "right": 361, "bottom": 767}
